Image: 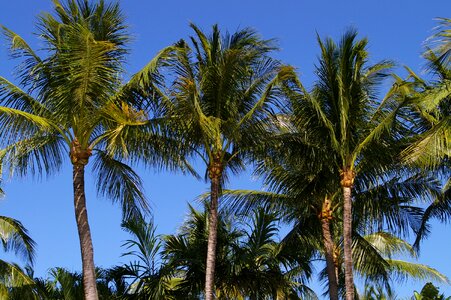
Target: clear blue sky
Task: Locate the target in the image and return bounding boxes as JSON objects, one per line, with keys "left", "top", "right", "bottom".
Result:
{"left": 0, "top": 0, "right": 450, "bottom": 298}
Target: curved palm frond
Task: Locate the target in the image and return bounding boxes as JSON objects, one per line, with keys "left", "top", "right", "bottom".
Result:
{"left": 0, "top": 217, "right": 35, "bottom": 265}
{"left": 91, "top": 150, "right": 149, "bottom": 220}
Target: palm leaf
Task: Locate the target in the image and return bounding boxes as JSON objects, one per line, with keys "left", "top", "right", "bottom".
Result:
{"left": 385, "top": 260, "right": 449, "bottom": 284}
{"left": 91, "top": 150, "right": 149, "bottom": 220}
{"left": 0, "top": 217, "right": 35, "bottom": 265}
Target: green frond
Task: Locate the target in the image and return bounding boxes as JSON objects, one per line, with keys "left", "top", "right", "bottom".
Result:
{"left": 413, "top": 189, "right": 451, "bottom": 251}
{"left": 116, "top": 45, "right": 177, "bottom": 103}
{"left": 189, "top": 23, "right": 212, "bottom": 62}
{"left": 0, "top": 26, "right": 45, "bottom": 89}
{"left": 235, "top": 65, "right": 295, "bottom": 130}
{"left": 96, "top": 101, "right": 149, "bottom": 155}
{"left": 351, "top": 100, "right": 403, "bottom": 166}
{"left": 293, "top": 75, "right": 341, "bottom": 154}
{"left": 47, "top": 267, "right": 83, "bottom": 299}
{"left": 402, "top": 117, "right": 451, "bottom": 168}
{"left": 1, "top": 26, "right": 41, "bottom": 62}
{"left": 121, "top": 216, "right": 162, "bottom": 274}
{"left": 426, "top": 17, "right": 451, "bottom": 69}
{"left": 0, "top": 77, "right": 47, "bottom": 115}
{"left": 417, "top": 80, "right": 451, "bottom": 112}
{"left": 221, "top": 189, "right": 288, "bottom": 216}
{"left": 363, "top": 232, "right": 416, "bottom": 259}
{"left": 91, "top": 150, "right": 149, "bottom": 220}
{"left": 1, "top": 133, "right": 65, "bottom": 178}
{"left": 353, "top": 233, "right": 391, "bottom": 286}
{"left": 386, "top": 260, "right": 449, "bottom": 284}
{"left": 0, "top": 216, "right": 36, "bottom": 265}
{"left": 363, "top": 60, "right": 394, "bottom": 80}
{"left": 353, "top": 171, "right": 439, "bottom": 236}
{"left": 0, "top": 107, "right": 56, "bottom": 143}
{"left": 0, "top": 261, "right": 36, "bottom": 298}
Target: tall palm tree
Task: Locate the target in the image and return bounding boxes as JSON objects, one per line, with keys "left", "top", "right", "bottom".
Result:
{"left": 223, "top": 164, "right": 442, "bottom": 297}
{"left": 156, "top": 23, "right": 295, "bottom": 299}
{"left": 0, "top": 1, "right": 179, "bottom": 299}
{"left": 224, "top": 30, "right": 410, "bottom": 299}
{"left": 291, "top": 30, "right": 406, "bottom": 300}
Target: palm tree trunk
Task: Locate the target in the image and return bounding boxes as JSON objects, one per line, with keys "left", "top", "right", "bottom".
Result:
{"left": 342, "top": 185, "right": 354, "bottom": 300}
{"left": 334, "top": 253, "right": 339, "bottom": 287}
{"left": 320, "top": 198, "right": 339, "bottom": 300}
{"left": 73, "top": 163, "right": 99, "bottom": 300}
{"left": 205, "top": 168, "right": 221, "bottom": 300}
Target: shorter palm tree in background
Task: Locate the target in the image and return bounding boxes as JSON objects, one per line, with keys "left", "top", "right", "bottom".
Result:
{"left": 411, "top": 282, "right": 451, "bottom": 300}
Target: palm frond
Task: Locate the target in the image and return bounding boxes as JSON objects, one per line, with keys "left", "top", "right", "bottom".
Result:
{"left": 0, "top": 261, "right": 36, "bottom": 297}
{"left": 413, "top": 188, "right": 451, "bottom": 250}
{"left": 363, "top": 232, "right": 416, "bottom": 259}
{"left": 0, "top": 216, "right": 35, "bottom": 265}
{"left": 121, "top": 216, "right": 162, "bottom": 274}
{"left": 0, "top": 133, "right": 65, "bottom": 178}
{"left": 0, "top": 107, "right": 57, "bottom": 144}
{"left": 91, "top": 150, "right": 149, "bottom": 220}
{"left": 385, "top": 260, "right": 449, "bottom": 284}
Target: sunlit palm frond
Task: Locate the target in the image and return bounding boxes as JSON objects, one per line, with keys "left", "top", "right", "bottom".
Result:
{"left": 0, "top": 261, "right": 36, "bottom": 299}
{"left": 402, "top": 117, "right": 451, "bottom": 168}
{"left": 47, "top": 267, "right": 83, "bottom": 300}
{"left": 426, "top": 17, "right": 451, "bottom": 70}
{"left": 0, "top": 217, "right": 35, "bottom": 265}
{"left": 386, "top": 260, "right": 449, "bottom": 284}
{"left": 114, "top": 45, "right": 177, "bottom": 107}
{"left": 363, "top": 232, "right": 416, "bottom": 259}
{"left": 0, "top": 77, "right": 47, "bottom": 115}
{"left": 0, "top": 133, "right": 65, "bottom": 179}
{"left": 0, "top": 107, "right": 57, "bottom": 144}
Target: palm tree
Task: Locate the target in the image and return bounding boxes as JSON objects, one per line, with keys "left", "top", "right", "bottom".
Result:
{"left": 0, "top": 1, "right": 179, "bottom": 299}
{"left": 228, "top": 206, "right": 316, "bottom": 299}
{"left": 358, "top": 285, "right": 397, "bottom": 300}
{"left": 288, "top": 29, "right": 408, "bottom": 300}
{"left": 156, "top": 23, "right": 295, "bottom": 299}
{"left": 223, "top": 30, "right": 410, "bottom": 299}
{"left": 223, "top": 166, "right": 443, "bottom": 297}
{"left": 351, "top": 232, "right": 448, "bottom": 297}
{"left": 27, "top": 267, "right": 125, "bottom": 299}
{"left": 411, "top": 282, "right": 451, "bottom": 300}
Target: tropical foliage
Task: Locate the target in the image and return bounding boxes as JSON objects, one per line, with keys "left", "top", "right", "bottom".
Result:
{"left": 0, "top": 1, "right": 449, "bottom": 299}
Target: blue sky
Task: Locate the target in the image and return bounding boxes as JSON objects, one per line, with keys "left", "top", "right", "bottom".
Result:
{"left": 1, "top": 0, "right": 450, "bottom": 298}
